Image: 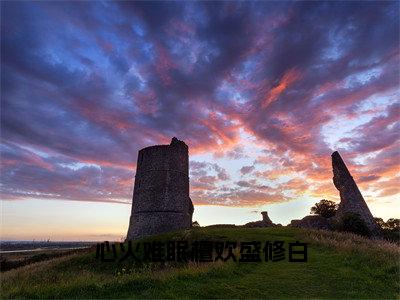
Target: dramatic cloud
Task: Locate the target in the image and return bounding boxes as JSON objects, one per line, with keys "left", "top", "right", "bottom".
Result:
{"left": 1, "top": 1, "right": 399, "bottom": 209}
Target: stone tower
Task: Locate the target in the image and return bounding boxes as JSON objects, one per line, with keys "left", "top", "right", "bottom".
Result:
{"left": 332, "top": 151, "right": 381, "bottom": 235}
{"left": 126, "top": 137, "right": 194, "bottom": 240}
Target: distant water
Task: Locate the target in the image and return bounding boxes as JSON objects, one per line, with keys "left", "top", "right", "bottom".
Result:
{"left": 0, "top": 241, "right": 95, "bottom": 253}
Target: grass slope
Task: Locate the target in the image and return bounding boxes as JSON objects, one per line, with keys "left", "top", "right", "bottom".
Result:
{"left": 1, "top": 227, "right": 399, "bottom": 299}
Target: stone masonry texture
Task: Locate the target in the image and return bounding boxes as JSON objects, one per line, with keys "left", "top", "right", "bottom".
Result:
{"left": 332, "top": 151, "right": 381, "bottom": 235}
{"left": 126, "top": 137, "right": 194, "bottom": 240}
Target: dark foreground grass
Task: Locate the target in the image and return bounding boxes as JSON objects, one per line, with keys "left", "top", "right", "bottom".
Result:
{"left": 1, "top": 227, "right": 399, "bottom": 299}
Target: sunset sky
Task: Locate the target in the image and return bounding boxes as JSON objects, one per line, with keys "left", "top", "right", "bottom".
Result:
{"left": 1, "top": 1, "right": 399, "bottom": 241}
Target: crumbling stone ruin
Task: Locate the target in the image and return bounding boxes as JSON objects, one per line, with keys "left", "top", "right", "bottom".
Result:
{"left": 126, "top": 137, "right": 194, "bottom": 240}
{"left": 289, "top": 151, "right": 380, "bottom": 235}
{"left": 244, "top": 211, "right": 277, "bottom": 228}
{"left": 331, "top": 151, "right": 381, "bottom": 235}
{"left": 289, "top": 215, "right": 331, "bottom": 230}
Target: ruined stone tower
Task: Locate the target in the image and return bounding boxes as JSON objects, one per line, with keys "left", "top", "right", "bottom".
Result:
{"left": 244, "top": 211, "right": 276, "bottom": 228}
{"left": 332, "top": 151, "right": 381, "bottom": 235}
{"left": 126, "top": 137, "right": 194, "bottom": 240}
{"left": 261, "top": 212, "right": 274, "bottom": 225}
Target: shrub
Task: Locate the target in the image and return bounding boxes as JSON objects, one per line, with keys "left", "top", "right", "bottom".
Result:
{"left": 336, "top": 212, "right": 371, "bottom": 237}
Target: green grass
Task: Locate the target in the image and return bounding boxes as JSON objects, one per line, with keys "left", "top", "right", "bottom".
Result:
{"left": 1, "top": 227, "right": 399, "bottom": 299}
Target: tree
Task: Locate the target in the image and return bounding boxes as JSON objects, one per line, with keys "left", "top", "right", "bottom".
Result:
{"left": 310, "top": 199, "right": 338, "bottom": 218}
{"left": 192, "top": 221, "right": 200, "bottom": 227}
{"left": 385, "top": 218, "right": 399, "bottom": 230}
{"left": 373, "top": 217, "right": 399, "bottom": 242}
{"left": 374, "top": 217, "right": 399, "bottom": 230}
{"left": 374, "top": 217, "right": 386, "bottom": 229}
{"left": 381, "top": 218, "right": 400, "bottom": 243}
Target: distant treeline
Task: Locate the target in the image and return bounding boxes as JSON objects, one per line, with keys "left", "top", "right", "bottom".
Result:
{"left": 0, "top": 241, "right": 95, "bottom": 251}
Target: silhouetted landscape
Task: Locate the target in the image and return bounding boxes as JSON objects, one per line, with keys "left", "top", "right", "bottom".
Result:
{"left": 1, "top": 0, "right": 399, "bottom": 298}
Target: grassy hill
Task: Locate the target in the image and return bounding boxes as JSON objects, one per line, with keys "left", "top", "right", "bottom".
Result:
{"left": 1, "top": 227, "right": 399, "bottom": 299}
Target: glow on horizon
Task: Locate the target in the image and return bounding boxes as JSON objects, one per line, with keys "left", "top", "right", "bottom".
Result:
{"left": 1, "top": 196, "right": 399, "bottom": 241}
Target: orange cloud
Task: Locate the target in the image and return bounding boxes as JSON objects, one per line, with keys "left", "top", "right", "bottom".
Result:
{"left": 262, "top": 68, "right": 301, "bottom": 108}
